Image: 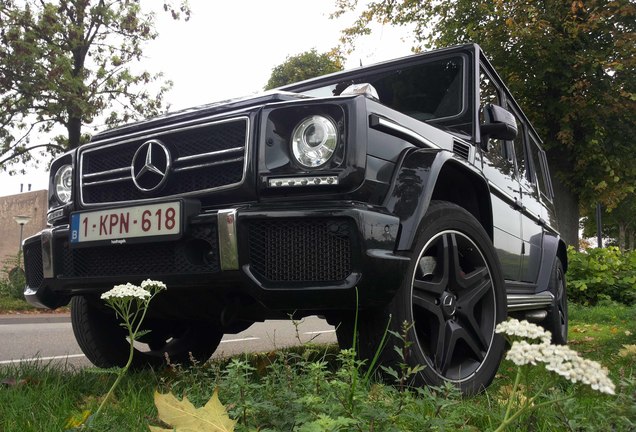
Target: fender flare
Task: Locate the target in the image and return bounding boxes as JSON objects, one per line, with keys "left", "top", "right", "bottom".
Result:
{"left": 384, "top": 148, "right": 493, "bottom": 251}
{"left": 535, "top": 234, "right": 568, "bottom": 293}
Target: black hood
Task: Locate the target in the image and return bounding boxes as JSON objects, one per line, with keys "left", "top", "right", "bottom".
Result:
{"left": 92, "top": 91, "right": 308, "bottom": 141}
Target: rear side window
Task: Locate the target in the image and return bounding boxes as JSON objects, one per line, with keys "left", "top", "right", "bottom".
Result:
{"left": 528, "top": 137, "right": 554, "bottom": 202}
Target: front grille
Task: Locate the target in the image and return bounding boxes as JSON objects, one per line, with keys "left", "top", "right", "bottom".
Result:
{"left": 24, "top": 240, "right": 44, "bottom": 288}
{"left": 60, "top": 225, "right": 220, "bottom": 278}
{"left": 80, "top": 117, "right": 249, "bottom": 205}
{"left": 248, "top": 218, "right": 354, "bottom": 282}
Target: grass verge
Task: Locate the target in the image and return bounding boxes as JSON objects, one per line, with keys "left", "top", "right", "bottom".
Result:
{"left": 1, "top": 304, "right": 635, "bottom": 431}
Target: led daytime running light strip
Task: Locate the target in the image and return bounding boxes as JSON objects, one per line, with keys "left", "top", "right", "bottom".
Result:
{"left": 268, "top": 176, "right": 339, "bottom": 187}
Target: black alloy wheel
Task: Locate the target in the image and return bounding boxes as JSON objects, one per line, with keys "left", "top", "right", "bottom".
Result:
{"left": 71, "top": 295, "right": 222, "bottom": 369}
{"left": 355, "top": 201, "right": 506, "bottom": 395}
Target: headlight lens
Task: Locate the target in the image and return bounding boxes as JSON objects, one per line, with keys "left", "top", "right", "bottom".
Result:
{"left": 291, "top": 115, "right": 338, "bottom": 168}
{"left": 54, "top": 164, "right": 72, "bottom": 204}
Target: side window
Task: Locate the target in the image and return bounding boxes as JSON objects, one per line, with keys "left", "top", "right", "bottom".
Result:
{"left": 479, "top": 69, "right": 500, "bottom": 119}
{"left": 528, "top": 137, "right": 554, "bottom": 202}
{"left": 509, "top": 108, "right": 528, "bottom": 182}
{"left": 479, "top": 68, "right": 515, "bottom": 173}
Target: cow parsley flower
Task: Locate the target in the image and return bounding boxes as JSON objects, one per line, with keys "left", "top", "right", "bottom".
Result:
{"left": 101, "top": 283, "right": 150, "bottom": 300}
{"left": 89, "top": 280, "right": 167, "bottom": 426}
{"left": 141, "top": 279, "right": 167, "bottom": 291}
{"left": 496, "top": 318, "right": 552, "bottom": 344}
{"left": 496, "top": 318, "right": 615, "bottom": 395}
{"left": 505, "top": 340, "right": 543, "bottom": 366}
{"left": 493, "top": 318, "right": 616, "bottom": 432}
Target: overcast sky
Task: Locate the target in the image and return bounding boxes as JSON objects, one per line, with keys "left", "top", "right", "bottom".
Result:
{"left": 0, "top": 0, "right": 412, "bottom": 197}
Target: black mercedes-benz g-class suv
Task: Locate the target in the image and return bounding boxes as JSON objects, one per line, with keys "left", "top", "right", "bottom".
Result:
{"left": 23, "top": 44, "right": 567, "bottom": 394}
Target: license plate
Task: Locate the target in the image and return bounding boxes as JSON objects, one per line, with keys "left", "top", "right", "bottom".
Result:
{"left": 70, "top": 201, "right": 181, "bottom": 245}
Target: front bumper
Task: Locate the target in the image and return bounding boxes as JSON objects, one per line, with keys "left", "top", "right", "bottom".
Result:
{"left": 23, "top": 202, "right": 409, "bottom": 311}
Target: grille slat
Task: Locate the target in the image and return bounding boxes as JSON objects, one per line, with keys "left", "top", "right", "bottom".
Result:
{"left": 248, "top": 219, "right": 354, "bottom": 283}
{"left": 80, "top": 118, "right": 248, "bottom": 205}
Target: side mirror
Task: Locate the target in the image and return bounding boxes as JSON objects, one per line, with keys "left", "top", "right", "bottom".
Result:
{"left": 480, "top": 104, "right": 518, "bottom": 143}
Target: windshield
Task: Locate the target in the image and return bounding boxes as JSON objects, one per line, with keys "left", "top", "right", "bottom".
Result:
{"left": 300, "top": 56, "right": 465, "bottom": 123}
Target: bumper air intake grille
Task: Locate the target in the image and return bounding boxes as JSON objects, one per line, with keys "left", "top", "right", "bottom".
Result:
{"left": 248, "top": 218, "right": 354, "bottom": 282}
{"left": 80, "top": 117, "right": 249, "bottom": 205}
{"left": 60, "top": 225, "right": 220, "bottom": 278}
{"left": 24, "top": 240, "right": 44, "bottom": 289}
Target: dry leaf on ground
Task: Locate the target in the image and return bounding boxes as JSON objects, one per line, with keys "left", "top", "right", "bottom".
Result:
{"left": 150, "top": 388, "right": 236, "bottom": 432}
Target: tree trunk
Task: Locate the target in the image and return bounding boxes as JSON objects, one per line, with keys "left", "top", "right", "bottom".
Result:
{"left": 629, "top": 229, "right": 634, "bottom": 252}
{"left": 67, "top": 116, "right": 82, "bottom": 149}
{"left": 551, "top": 175, "right": 579, "bottom": 249}
{"left": 618, "top": 222, "right": 627, "bottom": 252}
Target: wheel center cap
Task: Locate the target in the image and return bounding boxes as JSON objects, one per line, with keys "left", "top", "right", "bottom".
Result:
{"left": 441, "top": 293, "right": 457, "bottom": 317}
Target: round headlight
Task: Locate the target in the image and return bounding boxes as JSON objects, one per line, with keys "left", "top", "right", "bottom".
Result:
{"left": 54, "top": 164, "right": 72, "bottom": 204}
{"left": 291, "top": 115, "right": 338, "bottom": 168}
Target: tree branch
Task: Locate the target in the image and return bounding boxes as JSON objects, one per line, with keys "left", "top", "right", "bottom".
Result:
{"left": 0, "top": 143, "right": 65, "bottom": 167}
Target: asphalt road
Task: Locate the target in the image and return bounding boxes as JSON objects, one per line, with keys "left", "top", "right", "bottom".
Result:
{"left": 0, "top": 314, "right": 337, "bottom": 368}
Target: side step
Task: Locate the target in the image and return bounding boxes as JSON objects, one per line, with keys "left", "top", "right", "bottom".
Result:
{"left": 507, "top": 292, "right": 554, "bottom": 312}
{"left": 506, "top": 292, "right": 553, "bottom": 322}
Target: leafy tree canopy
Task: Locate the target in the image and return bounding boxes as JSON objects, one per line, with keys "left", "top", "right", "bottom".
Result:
{"left": 334, "top": 0, "right": 636, "bottom": 245}
{"left": 265, "top": 48, "right": 343, "bottom": 90}
{"left": 0, "top": 0, "right": 190, "bottom": 172}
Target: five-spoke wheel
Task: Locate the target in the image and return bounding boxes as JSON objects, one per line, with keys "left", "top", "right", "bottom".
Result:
{"left": 354, "top": 201, "right": 506, "bottom": 395}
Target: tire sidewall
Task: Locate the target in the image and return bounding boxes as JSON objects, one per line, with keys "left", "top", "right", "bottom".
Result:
{"left": 547, "top": 258, "right": 568, "bottom": 345}
{"left": 71, "top": 295, "right": 221, "bottom": 368}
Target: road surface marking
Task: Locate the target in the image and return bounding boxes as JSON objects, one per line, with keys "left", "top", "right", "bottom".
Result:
{"left": 303, "top": 330, "right": 336, "bottom": 335}
{"left": 220, "top": 336, "right": 260, "bottom": 344}
{"left": 0, "top": 353, "right": 86, "bottom": 365}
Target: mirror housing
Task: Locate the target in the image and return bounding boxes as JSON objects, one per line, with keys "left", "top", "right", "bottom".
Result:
{"left": 480, "top": 104, "right": 518, "bottom": 145}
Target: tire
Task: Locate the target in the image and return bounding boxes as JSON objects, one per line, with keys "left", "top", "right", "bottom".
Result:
{"left": 71, "top": 295, "right": 222, "bottom": 368}
{"left": 544, "top": 258, "right": 568, "bottom": 345}
{"left": 357, "top": 201, "right": 507, "bottom": 395}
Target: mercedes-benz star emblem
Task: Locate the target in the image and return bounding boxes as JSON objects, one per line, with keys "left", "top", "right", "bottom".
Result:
{"left": 131, "top": 140, "right": 171, "bottom": 192}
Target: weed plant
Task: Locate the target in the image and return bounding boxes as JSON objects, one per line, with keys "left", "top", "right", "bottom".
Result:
{"left": 0, "top": 253, "right": 25, "bottom": 300}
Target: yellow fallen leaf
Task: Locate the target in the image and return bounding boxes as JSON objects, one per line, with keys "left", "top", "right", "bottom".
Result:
{"left": 618, "top": 345, "right": 636, "bottom": 358}
{"left": 150, "top": 388, "right": 236, "bottom": 432}
{"left": 65, "top": 410, "right": 91, "bottom": 429}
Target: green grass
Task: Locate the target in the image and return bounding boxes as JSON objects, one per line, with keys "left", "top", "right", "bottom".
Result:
{"left": 0, "top": 295, "right": 35, "bottom": 312}
{"left": 1, "top": 305, "right": 635, "bottom": 431}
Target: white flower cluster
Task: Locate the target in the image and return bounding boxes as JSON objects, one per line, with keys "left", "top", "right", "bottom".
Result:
{"left": 496, "top": 318, "right": 615, "bottom": 395}
{"left": 100, "top": 282, "right": 151, "bottom": 301}
{"left": 140, "top": 279, "right": 167, "bottom": 291}
{"left": 495, "top": 318, "right": 552, "bottom": 344}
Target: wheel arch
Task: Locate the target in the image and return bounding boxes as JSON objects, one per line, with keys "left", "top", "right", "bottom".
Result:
{"left": 385, "top": 149, "right": 493, "bottom": 251}
{"left": 430, "top": 160, "right": 493, "bottom": 241}
{"left": 535, "top": 234, "right": 569, "bottom": 293}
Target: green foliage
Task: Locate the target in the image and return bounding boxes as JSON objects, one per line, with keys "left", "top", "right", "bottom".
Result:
{"left": 0, "top": 253, "right": 25, "bottom": 300}
{"left": 264, "top": 48, "right": 343, "bottom": 90}
{"left": 333, "top": 0, "right": 636, "bottom": 245}
{"left": 0, "top": 0, "right": 190, "bottom": 172}
{"left": 567, "top": 246, "right": 636, "bottom": 305}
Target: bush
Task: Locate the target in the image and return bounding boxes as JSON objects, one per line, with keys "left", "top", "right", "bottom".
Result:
{"left": 567, "top": 246, "right": 636, "bottom": 305}
{"left": 0, "top": 253, "right": 25, "bottom": 300}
